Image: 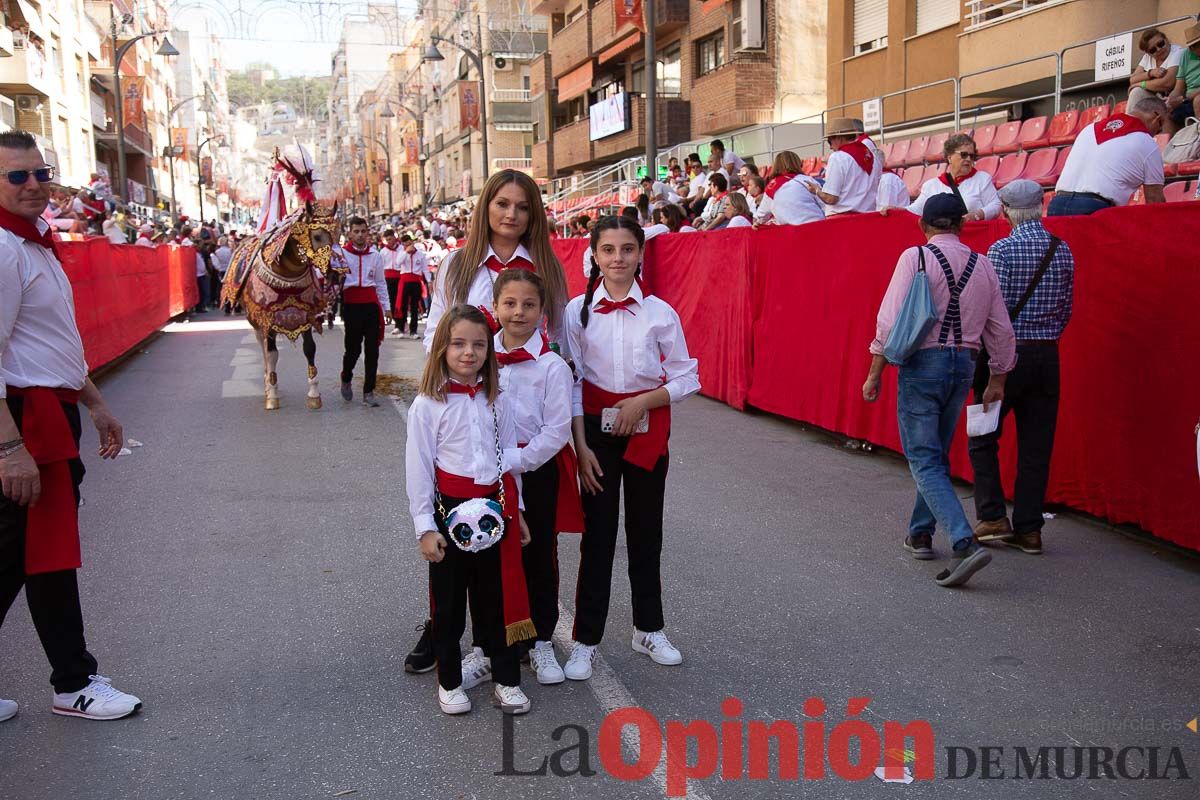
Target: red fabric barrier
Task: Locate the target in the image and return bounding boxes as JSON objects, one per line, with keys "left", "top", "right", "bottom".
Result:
{"left": 58, "top": 241, "right": 197, "bottom": 371}
{"left": 556, "top": 205, "right": 1200, "bottom": 551}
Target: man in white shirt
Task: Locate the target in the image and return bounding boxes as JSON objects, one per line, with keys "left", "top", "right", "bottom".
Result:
{"left": 134, "top": 224, "right": 155, "bottom": 247}
{"left": 396, "top": 234, "right": 431, "bottom": 339}
{"left": 337, "top": 217, "right": 391, "bottom": 406}
{"left": 683, "top": 154, "right": 708, "bottom": 216}
{"left": 807, "top": 117, "right": 882, "bottom": 215}
{"left": 0, "top": 130, "right": 141, "bottom": 723}
{"left": 710, "top": 139, "right": 746, "bottom": 176}
{"left": 877, "top": 169, "right": 912, "bottom": 211}
{"left": 1050, "top": 97, "right": 1167, "bottom": 215}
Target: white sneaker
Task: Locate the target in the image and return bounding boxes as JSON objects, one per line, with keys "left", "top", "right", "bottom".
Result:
{"left": 632, "top": 629, "right": 683, "bottom": 666}
{"left": 0, "top": 698, "right": 16, "bottom": 722}
{"left": 460, "top": 647, "right": 492, "bottom": 690}
{"left": 528, "top": 641, "right": 565, "bottom": 685}
{"left": 563, "top": 643, "right": 597, "bottom": 681}
{"left": 52, "top": 676, "right": 142, "bottom": 720}
{"left": 492, "top": 684, "right": 531, "bottom": 715}
{"left": 438, "top": 684, "right": 471, "bottom": 715}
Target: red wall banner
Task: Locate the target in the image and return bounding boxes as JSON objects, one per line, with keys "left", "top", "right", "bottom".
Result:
{"left": 552, "top": 204, "right": 1200, "bottom": 551}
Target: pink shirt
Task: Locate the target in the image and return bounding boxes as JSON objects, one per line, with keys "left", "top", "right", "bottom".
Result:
{"left": 870, "top": 234, "right": 1017, "bottom": 373}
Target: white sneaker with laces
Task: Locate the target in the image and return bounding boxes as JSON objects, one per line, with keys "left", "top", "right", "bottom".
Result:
{"left": 492, "top": 684, "right": 531, "bottom": 715}
{"left": 460, "top": 647, "right": 492, "bottom": 690}
{"left": 528, "top": 640, "right": 565, "bottom": 685}
{"left": 52, "top": 676, "right": 142, "bottom": 720}
{"left": 438, "top": 684, "right": 471, "bottom": 715}
{"left": 632, "top": 629, "right": 683, "bottom": 666}
{"left": 563, "top": 643, "right": 597, "bottom": 681}
{"left": 0, "top": 698, "right": 17, "bottom": 722}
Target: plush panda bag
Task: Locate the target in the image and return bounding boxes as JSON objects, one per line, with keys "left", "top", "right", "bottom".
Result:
{"left": 438, "top": 403, "right": 507, "bottom": 553}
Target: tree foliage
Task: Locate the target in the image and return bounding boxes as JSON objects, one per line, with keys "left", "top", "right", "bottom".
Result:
{"left": 227, "top": 68, "right": 331, "bottom": 119}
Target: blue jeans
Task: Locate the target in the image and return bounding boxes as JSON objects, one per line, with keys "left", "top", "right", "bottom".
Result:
{"left": 896, "top": 347, "right": 975, "bottom": 547}
{"left": 1046, "top": 193, "right": 1111, "bottom": 217}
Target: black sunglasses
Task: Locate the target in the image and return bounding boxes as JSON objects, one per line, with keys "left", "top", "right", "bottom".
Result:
{"left": 955, "top": 151, "right": 977, "bottom": 160}
{"left": 1149, "top": 40, "right": 1168, "bottom": 53}
{"left": 5, "top": 167, "right": 55, "bottom": 185}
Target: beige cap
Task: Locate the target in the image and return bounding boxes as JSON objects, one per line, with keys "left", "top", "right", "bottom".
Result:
{"left": 826, "top": 117, "right": 861, "bottom": 137}
{"left": 1186, "top": 23, "right": 1200, "bottom": 47}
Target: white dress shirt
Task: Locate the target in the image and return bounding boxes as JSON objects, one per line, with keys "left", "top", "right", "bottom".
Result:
{"left": 0, "top": 223, "right": 88, "bottom": 398}
{"left": 751, "top": 195, "right": 772, "bottom": 224}
{"left": 877, "top": 171, "right": 912, "bottom": 211}
{"left": 337, "top": 245, "right": 390, "bottom": 307}
{"left": 1055, "top": 121, "right": 1164, "bottom": 205}
{"left": 397, "top": 248, "right": 431, "bottom": 279}
{"left": 380, "top": 244, "right": 402, "bottom": 274}
{"left": 213, "top": 245, "right": 233, "bottom": 274}
{"left": 907, "top": 170, "right": 1002, "bottom": 220}
{"left": 406, "top": 385, "right": 521, "bottom": 537}
{"left": 564, "top": 280, "right": 700, "bottom": 417}
{"left": 770, "top": 175, "right": 826, "bottom": 225}
{"left": 822, "top": 146, "right": 882, "bottom": 214}
{"left": 642, "top": 223, "right": 671, "bottom": 241}
{"left": 725, "top": 215, "right": 752, "bottom": 228}
{"left": 495, "top": 331, "right": 573, "bottom": 474}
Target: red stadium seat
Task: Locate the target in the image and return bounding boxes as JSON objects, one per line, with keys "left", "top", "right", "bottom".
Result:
{"left": 975, "top": 155, "right": 1000, "bottom": 177}
{"left": 1042, "top": 191, "right": 1055, "bottom": 214}
{"left": 924, "top": 132, "right": 950, "bottom": 163}
{"left": 924, "top": 162, "right": 948, "bottom": 181}
{"left": 878, "top": 141, "right": 894, "bottom": 164}
{"left": 972, "top": 124, "right": 998, "bottom": 155}
{"left": 1017, "top": 116, "right": 1050, "bottom": 150}
{"left": 1163, "top": 181, "right": 1195, "bottom": 202}
{"left": 1046, "top": 110, "right": 1081, "bottom": 146}
{"left": 993, "top": 151, "right": 1028, "bottom": 188}
{"left": 886, "top": 139, "right": 911, "bottom": 169}
{"left": 1078, "top": 104, "right": 1110, "bottom": 129}
{"left": 1019, "top": 147, "right": 1060, "bottom": 186}
{"left": 1113, "top": 100, "right": 1127, "bottom": 115}
{"left": 992, "top": 121, "right": 1023, "bottom": 155}
{"left": 801, "top": 157, "right": 818, "bottom": 176}
{"left": 905, "top": 136, "right": 930, "bottom": 166}
{"left": 1176, "top": 158, "right": 1200, "bottom": 176}
{"left": 1156, "top": 135, "right": 1177, "bottom": 177}
{"left": 903, "top": 165, "right": 925, "bottom": 199}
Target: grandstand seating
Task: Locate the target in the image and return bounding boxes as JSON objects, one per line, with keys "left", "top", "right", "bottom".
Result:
{"left": 904, "top": 136, "right": 929, "bottom": 167}
{"left": 924, "top": 132, "right": 950, "bottom": 163}
{"left": 902, "top": 165, "right": 925, "bottom": 199}
{"left": 975, "top": 155, "right": 1000, "bottom": 177}
{"left": 1164, "top": 181, "right": 1196, "bottom": 202}
{"left": 992, "top": 121, "right": 1024, "bottom": 155}
{"left": 1047, "top": 110, "right": 1081, "bottom": 146}
{"left": 1017, "top": 117, "right": 1050, "bottom": 150}
{"left": 973, "top": 124, "right": 998, "bottom": 155}
{"left": 886, "top": 140, "right": 911, "bottom": 169}
{"left": 993, "top": 151, "right": 1028, "bottom": 188}
{"left": 1019, "top": 147, "right": 1060, "bottom": 187}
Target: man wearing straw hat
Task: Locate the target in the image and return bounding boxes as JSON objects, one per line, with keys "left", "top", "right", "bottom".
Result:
{"left": 1166, "top": 21, "right": 1200, "bottom": 129}
{"left": 806, "top": 117, "right": 882, "bottom": 215}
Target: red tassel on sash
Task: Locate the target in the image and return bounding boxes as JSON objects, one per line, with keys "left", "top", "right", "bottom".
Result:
{"left": 581, "top": 381, "right": 670, "bottom": 471}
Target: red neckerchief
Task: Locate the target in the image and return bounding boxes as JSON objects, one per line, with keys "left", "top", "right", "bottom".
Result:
{"left": 384, "top": 242, "right": 400, "bottom": 251}
{"left": 595, "top": 297, "right": 637, "bottom": 316}
{"left": 484, "top": 253, "right": 535, "bottom": 274}
{"left": 838, "top": 134, "right": 875, "bottom": 174}
{"left": 343, "top": 242, "right": 373, "bottom": 256}
{"left": 445, "top": 380, "right": 481, "bottom": 398}
{"left": 1094, "top": 113, "right": 1150, "bottom": 144}
{"left": 765, "top": 173, "right": 798, "bottom": 199}
{"left": 496, "top": 331, "right": 551, "bottom": 366}
{"left": 940, "top": 167, "right": 977, "bottom": 187}
{"left": 712, "top": 190, "right": 729, "bottom": 203}
{"left": 0, "top": 207, "right": 59, "bottom": 259}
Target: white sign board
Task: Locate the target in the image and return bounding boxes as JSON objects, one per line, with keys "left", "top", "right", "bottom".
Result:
{"left": 1095, "top": 33, "right": 1133, "bottom": 82}
{"left": 863, "top": 98, "right": 882, "bottom": 134}
{"left": 589, "top": 93, "right": 629, "bottom": 141}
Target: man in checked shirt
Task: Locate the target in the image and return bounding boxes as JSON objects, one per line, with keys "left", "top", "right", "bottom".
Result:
{"left": 970, "top": 180, "right": 1075, "bottom": 555}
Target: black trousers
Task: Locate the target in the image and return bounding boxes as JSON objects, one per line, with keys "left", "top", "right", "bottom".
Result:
{"left": 968, "top": 342, "right": 1061, "bottom": 535}
{"left": 0, "top": 398, "right": 97, "bottom": 693}
{"left": 430, "top": 495, "right": 520, "bottom": 689}
{"left": 400, "top": 282, "right": 424, "bottom": 335}
{"left": 340, "top": 302, "right": 379, "bottom": 393}
{"left": 573, "top": 416, "right": 667, "bottom": 646}
{"left": 385, "top": 277, "right": 401, "bottom": 330}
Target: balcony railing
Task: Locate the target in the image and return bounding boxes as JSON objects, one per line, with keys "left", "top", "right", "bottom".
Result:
{"left": 964, "top": 0, "right": 1070, "bottom": 33}
{"left": 492, "top": 88, "right": 532, "bottom": 102}
{"left": 493, "top": 157, "right": 533, "bottom": 171}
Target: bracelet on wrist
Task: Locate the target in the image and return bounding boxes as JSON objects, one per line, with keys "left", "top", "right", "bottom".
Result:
{"left": 0, "top": 437, "right": 22, "bottom": 450}
{"left": 0, "top": 442, "right": 25, "bottom": 459}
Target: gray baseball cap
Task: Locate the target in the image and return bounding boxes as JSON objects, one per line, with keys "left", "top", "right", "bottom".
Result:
{"left": 998, "top": 179, "right": 1044, "bottom": 210}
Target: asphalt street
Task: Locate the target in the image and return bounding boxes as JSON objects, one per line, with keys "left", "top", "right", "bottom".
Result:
{"left": 0, "top": 313, "right": 1197, "bottom": 800}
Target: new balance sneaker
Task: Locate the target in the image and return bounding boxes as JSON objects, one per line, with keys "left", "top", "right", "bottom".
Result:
{"left": 563, "top": 643, "right": 597, "bottom": 681}
{"left": 632, "top": 629, "right": 683, "bottom": 666}
{"left": 493, "top": 684, "right": 531, "bottom": 715}
{"left": 0, "top": 698, "right": 16, "bottom": 722}
{"left": 52, "top": 676, "right": 141, "bottom": 720}
{"left": 438, "top": 684, "right": 471, "bottom": 715}
{"left": 528, "top": 641, "right": 565, "bottom": 685}
{"left": 340, "top": 382, "right": 352, "bottom": 402}
{"left": 461, "top": 647, "right": 492, "bottom": 690}
{"left": 404, "top": 621, "right": 435, "bottom": 674}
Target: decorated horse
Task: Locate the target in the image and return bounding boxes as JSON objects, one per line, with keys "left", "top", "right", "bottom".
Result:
{"left": 220, "top": 147, "right": 343, "bottom": 410}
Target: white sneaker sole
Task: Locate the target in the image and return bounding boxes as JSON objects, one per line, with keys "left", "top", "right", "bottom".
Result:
{"left": 492, "top": 697, "right": 531, "bottom": 715}
{"left": 564, "top": 664, "right": 593, "bottom": 681}
{"left": 51, "top": 703, "right": 141, "bottom": 721}
{"left": 632, "top": 639, "right": 683, "bottom": 666}
{"left": 439, "top": 699, "right": 472, "bottom": 715}
{"left": 535, "top": 668, "right": 566, "bottom": 685}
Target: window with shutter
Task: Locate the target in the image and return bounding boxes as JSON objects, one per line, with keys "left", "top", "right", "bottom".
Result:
{"left": 852, "top": 0, "right": 888, "bottom": 54}
{"left": 915, "top": 0, "right": 959, "bottom": 36}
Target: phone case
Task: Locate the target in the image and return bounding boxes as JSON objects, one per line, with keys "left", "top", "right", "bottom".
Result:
{"left": 601, "top": 407, "right": 650, "bottom": 434}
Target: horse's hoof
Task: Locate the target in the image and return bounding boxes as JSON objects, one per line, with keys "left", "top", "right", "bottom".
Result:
{"left": 265, "top": 397, "right": 281, "bottom": 410}
{"left": 306, "top": 396, "right": 322, "bottom": 410}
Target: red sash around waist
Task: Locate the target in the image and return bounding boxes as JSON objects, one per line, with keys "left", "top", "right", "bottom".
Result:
{"left": 581, "top": 381, "right": 670, "bottom": 471}
{"left": 384, "top": 269, "right": 402, "bottom": 279}
{"left": 399, "top": 273, "right": 424, "bottom": 284}
{"left": 517, "top": 443, "right": 585, "bottom": 535}
{"left": 341, "top": 286, "right": 384, "bottom": 344}
{"left": 7, "top": 386, "right": 82, "bottom": 575}
{"left": 434, "top": 467, "right": 534, "bottom": 645}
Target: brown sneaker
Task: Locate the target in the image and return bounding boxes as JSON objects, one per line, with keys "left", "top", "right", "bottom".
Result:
{"left": 1001, "top": 530, "right": 1042, "bottom": 555}
{"left": 974, "top": 518, "right": 1012, "bottom": 544}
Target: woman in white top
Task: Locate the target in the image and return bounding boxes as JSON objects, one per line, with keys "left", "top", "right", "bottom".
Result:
{"left": 902, "top": 134, "right": 1001, "bottom": 222}
{"left": 764, "top": 150, "right": 825, "bottom": 226}
{"left": 1129, "top": 27, "right": 1185, "bottom": 132}
{"left": 721, "top": 192, "right": 754, "bottom": 228}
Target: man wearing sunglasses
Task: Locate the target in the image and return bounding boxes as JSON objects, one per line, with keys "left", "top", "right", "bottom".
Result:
{"left": 0, "top": 130, "right": 141, "bottom": 722}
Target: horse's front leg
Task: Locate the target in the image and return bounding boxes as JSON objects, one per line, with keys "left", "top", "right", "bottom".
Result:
{"left": 302, "top": 329, "right": 321, "bottom": 410}
{"left": 263, "top": 331, "right": 280, "bottom": 410}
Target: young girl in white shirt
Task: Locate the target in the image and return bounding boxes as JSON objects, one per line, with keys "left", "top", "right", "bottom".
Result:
{"left": 561, "top": 215, "right": 700, "bottom": 681}
{"left": 406, "top": 304, "right": 535, "bottom": 716}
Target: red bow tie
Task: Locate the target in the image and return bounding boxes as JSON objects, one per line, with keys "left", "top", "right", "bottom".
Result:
{"left": 484, "top": 254, "right": 535, "bottom": 274}
{"left": 496, "top": 332, "right": 551, "bottom": 366}
{"left": 595, "top": 297, "right": 637, "bottom": 316}
{"left": 0, "top": 207, "right": 58, "bottom": 259}
{"left": 445, "top": 381, "right": 481, "bottom": 398}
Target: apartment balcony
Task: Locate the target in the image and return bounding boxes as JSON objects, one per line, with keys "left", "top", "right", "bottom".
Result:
{"left": 591, "top": 0, "right": 688, "bottom": 53}
{"left": 691, "top": 62, "right": 775, "bottom": 135}
{"left": 94, "top": 122, "right": 154, "bottom": 157}
{"left": 492, "top": 88, "right": 532, "bottom": 103}
{"left": 550, "top": 14, "right": 592, "bottom": 77}
{"left": 492, "top": 101, "right": 533, "bottom": 125}
{"left": 0, "top": 43, "right": 55, "bottom": 98}
{"left": 552, "top": 118, "right": 594, "bottom": 171}
{"left": 492, "top": 158, "right": 533, "bottom": 176}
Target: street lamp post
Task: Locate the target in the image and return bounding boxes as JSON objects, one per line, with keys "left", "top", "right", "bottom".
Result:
{"left": 373, "top": 137, "right": 393, "bottom": 214}
{"left": 110, "top": 11, "right": 178, "bottom": 203}
{"left": 166, "top": 93, "right": 203, "bottom": 225}
{"left": 197, "top": 134, "right": 222, "bottom": 225}
{"left": 423, "top": 20, "right": 490, "bottom": 185}
{"left": 379, "top": 90, "right": 427, "bottom": 209}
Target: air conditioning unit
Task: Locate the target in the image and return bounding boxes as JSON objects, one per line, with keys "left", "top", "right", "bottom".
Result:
{"left": 493, "top": 56, "right": 511, "bottom": 72}
{"left": 16, "top": 95, "right": 40, "bottom": 113}
{"left": 734, "top": 0, "right": 765, "bottom": 52}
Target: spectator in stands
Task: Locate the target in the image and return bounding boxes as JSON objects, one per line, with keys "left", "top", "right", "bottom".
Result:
{"left": 765, "top": 150, "right": 824, "bottom": 225}
{"left": 863, "top": 193, "right": 1016, "bottom": 586}
{"left": 969, "top": 180, "right": 1074, "bottom": 557}
{"left": 135, "top": 224, "right": 155, "bottom": 247}
{"left": 902, "top": 134, "right": 1001, "bottom": 221}
{"left": 721, "top": 193, "right": 754, "bottom": 228}
{"left": 706, "top": 151, "right": 730, "bottom": 185}
{"left": 807, "top": 117, "right": 882, "bottom": 215}
{"left": 711, "top": 139, "right": 746, "bottom": 175}
{"left": 619, "top": 205, "right": 639, "bottom": 223}
{"left": 660, "top": 203, "right": 687, "bottom": 233}
{"left": 1129, "top": 27, "right": 1184, "bottom": 132}
{"left": 1166, "top": 23, "right": 1200, "bottom": 130}
{"left": 682, "top": 154, "right": 708, "bottom": 216}
{"left": 642, "top": 207, "right": 671, "bottom": 240}
{"left": 737, "top": 163, "right": 759, "bottom": 188}
{"left": 574, "top": 214, "right": 592, "bottom": 237}
{"left": 699, "top": 172, "right": 731, "bottom": 229}
{"left": 744, "top": 175, "right": 767, "bottom": 219}
{"left": 101, "top": 215, "right": 127, "bottom": 245}
{"left": 1050, "top": 96, "right": 1167, "bottom": 214}
{"left": 877, "top": 168, "right": 911, "bottom": 211}
{"left": 635, "top": 193, "right": 651, "bottom": 225}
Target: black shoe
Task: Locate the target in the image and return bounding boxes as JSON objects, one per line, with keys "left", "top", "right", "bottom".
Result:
{"left": 405, "top": 621, "right": 436, "bottom": 674}
{"left": 903, "top": 534, "right": 935, "bottom": 560}
{"left": 935, "top": 543, "right": 993, "bottom": 587}
{"left": 340, "top": 382, "right": 352, "bottom": 402}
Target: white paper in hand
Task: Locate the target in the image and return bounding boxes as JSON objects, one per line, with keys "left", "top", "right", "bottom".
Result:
{"left": 966, "top": 403, "right": 1001, "bottom": 437}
